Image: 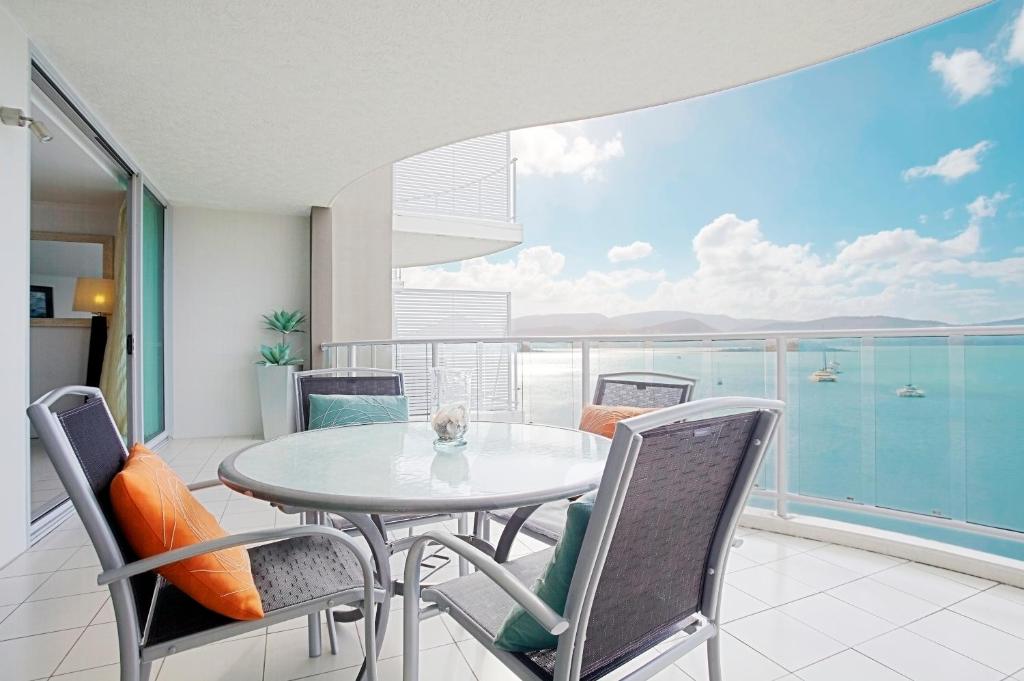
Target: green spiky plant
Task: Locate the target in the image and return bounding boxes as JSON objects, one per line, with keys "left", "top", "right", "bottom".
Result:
{"left": 257, "top": 309, "right": 306, "bottom": 366}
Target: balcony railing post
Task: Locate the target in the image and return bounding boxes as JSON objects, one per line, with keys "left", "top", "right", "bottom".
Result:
{"left": 775, "top": 334, "right": 790, "bottom": 518}
{"left": 581, "top": 339, "right": 592, "bottom": 411}
{"left": 346, "top": 345, "right": 356, "bottom": 368}
{"left": 510, "top": 157, "right": 517, "bottom": 223}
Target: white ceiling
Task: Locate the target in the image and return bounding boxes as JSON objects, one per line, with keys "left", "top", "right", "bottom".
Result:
{"left": 4, "top": 1, "right": 985, "bottom": 215}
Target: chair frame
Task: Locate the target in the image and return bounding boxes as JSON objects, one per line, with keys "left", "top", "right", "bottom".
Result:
{"left": 403, "top": 396, "right": 783, "bottom": 681}
{"left": 292, "top": 366, "right": 406, "bottom": 432}
{"left": 592, "top": 371, "right": 698, "bottom": 408}
{"left": 486, "top": 371, "right": 700, "bottom": 557}
{"left": 289, "top": 366, "right": 465, "bottom": 614}
{"left": 27, "top": 386, "right": 383, "bottom": 681}
{"left": 290, "top": 366, "right": 457, "bottom": 548}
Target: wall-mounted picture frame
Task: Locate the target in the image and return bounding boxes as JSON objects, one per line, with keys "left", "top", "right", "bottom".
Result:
{"left": 30, "top": 285, "right": 54, "bottom": 319}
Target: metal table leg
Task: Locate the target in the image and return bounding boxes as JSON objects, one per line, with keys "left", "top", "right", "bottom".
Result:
{"left": 456, "top": 513, "right": 470, "bottom": 575}
{"left": 303, "top": 511, "right": 323, "bottom": 657}
{"left": 335, "top": 512, "right": 392, "bottom": 681}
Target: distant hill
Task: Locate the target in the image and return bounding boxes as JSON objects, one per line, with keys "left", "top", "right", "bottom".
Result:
{"left": 513, "top": 310, "right": 773, "bottom": 336}
{"left": 753, "top": 315, "right": 948, "bottom": 331}
{"left": 635, "top": 318, "right": 716, "bottom": 334}
{"left": 512, "top": 313, "right": 616, "bottom": 336}
{"left": 511, "top": 311, "right": 970, "bottom": 335}
{"left": 979, "top": 318, "right": 1024, "bottom": 326}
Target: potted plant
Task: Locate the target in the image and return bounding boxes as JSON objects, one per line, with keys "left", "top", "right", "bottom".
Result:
{"left": 255, "top": 309, "right": 305, "bottom": 439}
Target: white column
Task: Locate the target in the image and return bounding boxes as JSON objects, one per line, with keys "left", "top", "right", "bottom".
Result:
{"left": 0, "top": 7, "right": 31, "bottom": 564}
{"left": 310, "top": 166, "right": 393, "bottom": 368}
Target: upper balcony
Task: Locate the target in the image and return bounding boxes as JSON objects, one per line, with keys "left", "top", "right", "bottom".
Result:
{"left": 392, "top": 133, "right": 523, "bottom": 268}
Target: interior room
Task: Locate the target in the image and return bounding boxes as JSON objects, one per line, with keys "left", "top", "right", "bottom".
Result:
{"left": 28, "top": 87, "right": 127, "bottom": 524}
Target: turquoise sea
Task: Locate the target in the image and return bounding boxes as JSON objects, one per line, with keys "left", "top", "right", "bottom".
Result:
{"left": 512, "top": 339, "right": 1024, "bottom": 560}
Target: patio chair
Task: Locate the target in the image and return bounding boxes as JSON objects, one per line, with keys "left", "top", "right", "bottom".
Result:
{"left": 486, "top": 371, "right": 698, "bottom": 560}
{"left": 292, "top": 368, "right": 467, "bottom": 618}
{"left": 292, "top": 367, "right": 459, "bottom": 540}
{"left": 27, "top": 386, "right": 382, "bottom": 681}
{"left": 403, "top": 396, "right": 783, "bottom": 681}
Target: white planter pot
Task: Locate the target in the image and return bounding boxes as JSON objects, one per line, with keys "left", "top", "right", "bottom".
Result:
{"left": 256, "top": 364, "right": 298, "bottom": 440}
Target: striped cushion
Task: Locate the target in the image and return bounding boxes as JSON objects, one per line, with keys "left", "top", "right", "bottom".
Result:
{"left": 579, "top": 404, "right": 658, "bottom": 438}
{"left": 308, "top": 394, "right": 409, "bottom": 429}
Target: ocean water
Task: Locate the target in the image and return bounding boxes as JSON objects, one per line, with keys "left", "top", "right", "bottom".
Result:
{"left": 512, "top": 339, "right": 1024, "bottom": 560}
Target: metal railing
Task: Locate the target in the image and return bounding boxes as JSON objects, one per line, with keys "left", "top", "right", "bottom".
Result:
{"left": 323, "top": 325, "right": 1024, "bottom": 559}
{"left": 393, "top": 157, "right": 517, "bottom": 223}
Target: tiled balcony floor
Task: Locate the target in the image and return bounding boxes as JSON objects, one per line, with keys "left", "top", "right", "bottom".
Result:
{"left": 4, "top": 437, "right": 1024, "bottom": 681}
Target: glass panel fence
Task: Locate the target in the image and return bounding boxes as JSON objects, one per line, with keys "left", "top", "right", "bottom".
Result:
{"left": 324, "top": 328, "right": 1024, "bottom": 560}
{"left": 874, "top": 336, "right": 952, "bottom": 518}
{"left": 518, "top": 341, "right": 579, "bottom": 428}
{"left": 965, "top": 334, "right": 1024, "bottom": 533}
{"left": 791, "top": 337, "right": 864, "bottom": 504}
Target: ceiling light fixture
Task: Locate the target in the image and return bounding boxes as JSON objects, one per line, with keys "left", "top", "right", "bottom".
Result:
{"left": 1, "top": 106, "right": 53, "bottom": 142}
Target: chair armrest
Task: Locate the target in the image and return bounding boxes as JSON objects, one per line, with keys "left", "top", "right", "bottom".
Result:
{"left": 404, "top": 530, "right": 568, "bottom": 636}
{"left": 186, "top": 478, "right": 224, "bottom": 492}
{"left": 98, "top": 524, "right": 372, "bottom": 587}
{"left": 100, "top": 523, "right": 382, "bottom": 681}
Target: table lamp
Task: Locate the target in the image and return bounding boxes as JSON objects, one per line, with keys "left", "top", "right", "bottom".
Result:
{"left": 73, "top": 277, "right": 115, "bottom": 387}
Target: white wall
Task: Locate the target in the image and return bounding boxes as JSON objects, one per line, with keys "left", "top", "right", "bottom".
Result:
{"left": 171, "top": 207, "right": 309, "bottom": 438}
{"left": 310, "top": 166, "right": 393, "bottom": 366}
{"left": 0, "top": 7, "right": 30, "bottom": 565}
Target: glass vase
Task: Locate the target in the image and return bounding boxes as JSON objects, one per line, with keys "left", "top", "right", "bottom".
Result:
{"left": 430, "top": 368, "right": 470, "bottom": 449}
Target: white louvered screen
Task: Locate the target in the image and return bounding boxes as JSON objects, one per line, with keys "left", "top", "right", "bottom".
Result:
{"left": 392, "top": 288, "right": 514, "bottom": 417}
{"left": 393, "top": 133, "right": 512, "bottom": 222}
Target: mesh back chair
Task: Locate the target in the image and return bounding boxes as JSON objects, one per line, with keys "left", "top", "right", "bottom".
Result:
{"left": 487, "top": 371, "right": 698, "bottom": 559}
{"left": 293, "top": 367, "right": 406, "bottom": 431}
{"left": 593, "top": 372, "right": 697, "bottom": 409}
{"left": 292, "top": 367, "right": 455, "bottom": 539}
{"left": 291, "top": 368, "right": 461, "bottom": 597}
{"left": 403, "top": 397, "right": 783, "bottom": 681}
{"left": 27, "top": 386, "right": 383, "bottom": 681}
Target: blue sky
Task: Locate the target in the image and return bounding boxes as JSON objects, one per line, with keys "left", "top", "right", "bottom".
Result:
{"left": 408, "top": 1, "right": 1024, "bottom": 323}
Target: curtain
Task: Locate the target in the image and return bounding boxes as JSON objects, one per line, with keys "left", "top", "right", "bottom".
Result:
{"left": 99, "top": 201, "right": 128, "bottom": 436}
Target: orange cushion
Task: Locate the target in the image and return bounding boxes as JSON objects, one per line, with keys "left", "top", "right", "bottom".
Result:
{"left": 110, "top": 444, "right": 264, "bottom": 620}
{"left": 579, "top": 404, "right": 659, "bottom": 438}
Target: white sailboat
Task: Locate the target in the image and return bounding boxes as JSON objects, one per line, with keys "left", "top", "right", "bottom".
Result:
{"left": 897, "top": 345, "right": 925, "bottom": 397}
{"left": 810, "top": 351, "right": 837, "bottom": 382}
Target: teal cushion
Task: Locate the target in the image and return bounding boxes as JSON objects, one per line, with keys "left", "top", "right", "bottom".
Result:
{"left": 493, "top": 491, "right": 597, "bottom": 651}
{"left": 307, "top": 394, "right": 409, "bottom": 429}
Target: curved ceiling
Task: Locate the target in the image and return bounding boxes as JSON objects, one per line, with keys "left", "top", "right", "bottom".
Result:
{"left": 4, "top": 1, "right": 985, "bottom": 215}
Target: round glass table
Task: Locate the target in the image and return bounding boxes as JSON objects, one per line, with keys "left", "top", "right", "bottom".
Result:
{"left": 218, "top": 420, "right": 610, "bottom": 513}
{"left": 217, "top": 420, "right": 610, "bottom": 662}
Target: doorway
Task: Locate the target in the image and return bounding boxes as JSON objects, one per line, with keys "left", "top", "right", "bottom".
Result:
{"left": 27, "top": 64, "right": 169, "bottom": 536}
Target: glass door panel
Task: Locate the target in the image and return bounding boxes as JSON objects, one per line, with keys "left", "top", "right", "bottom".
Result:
{"left": 142, "top": 188, "right": 165, "bottom": 441}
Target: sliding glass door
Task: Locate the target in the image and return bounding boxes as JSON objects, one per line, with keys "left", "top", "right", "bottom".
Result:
{"left": 141, "top": 187, "right": 166, "bottom": 441}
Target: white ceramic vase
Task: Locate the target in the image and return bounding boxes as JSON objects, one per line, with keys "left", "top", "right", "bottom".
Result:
{"left": 256, "top": 364, "right": 298, "bottom": 440}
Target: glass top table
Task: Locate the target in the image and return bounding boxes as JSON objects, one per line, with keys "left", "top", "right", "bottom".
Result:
{"left": 218, "top": 420, "right": 610, "bottom": 665}
{"left": 218, "top": 420, "right": 611, "bottom": 514}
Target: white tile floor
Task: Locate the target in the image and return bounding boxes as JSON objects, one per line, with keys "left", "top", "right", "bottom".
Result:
{"left": 2, "top": 437, "right": 1023, "bottom": 681}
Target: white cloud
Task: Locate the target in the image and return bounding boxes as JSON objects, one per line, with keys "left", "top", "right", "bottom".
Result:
{"left": 403, "top": 245, "right": 664, "bottom": 316}
{"left": 930, "top": 49, "right": 998, "bottom": 103}
{"left": 902, "top": 141, "right": 992, "bottom": 182}
{"left": 512, "top": 125, "right": 624, "bottom": 181}
{"left": 943, "top": 208, "right": 956, "bottom": 220}
{"left": 967, "top": 191, "right": 1009, "bottom": 222}
{"left": 404, "top": 195, "right": 1019, "bottom": 323}
{"left": 1008, "top": 4, "right": 1024, "bottom": 64}
{"left": 607, "top": 241, "right": 653, "bottom": 263}
{"left": 918, "top": 214, "right": 928, "bottom": 225}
